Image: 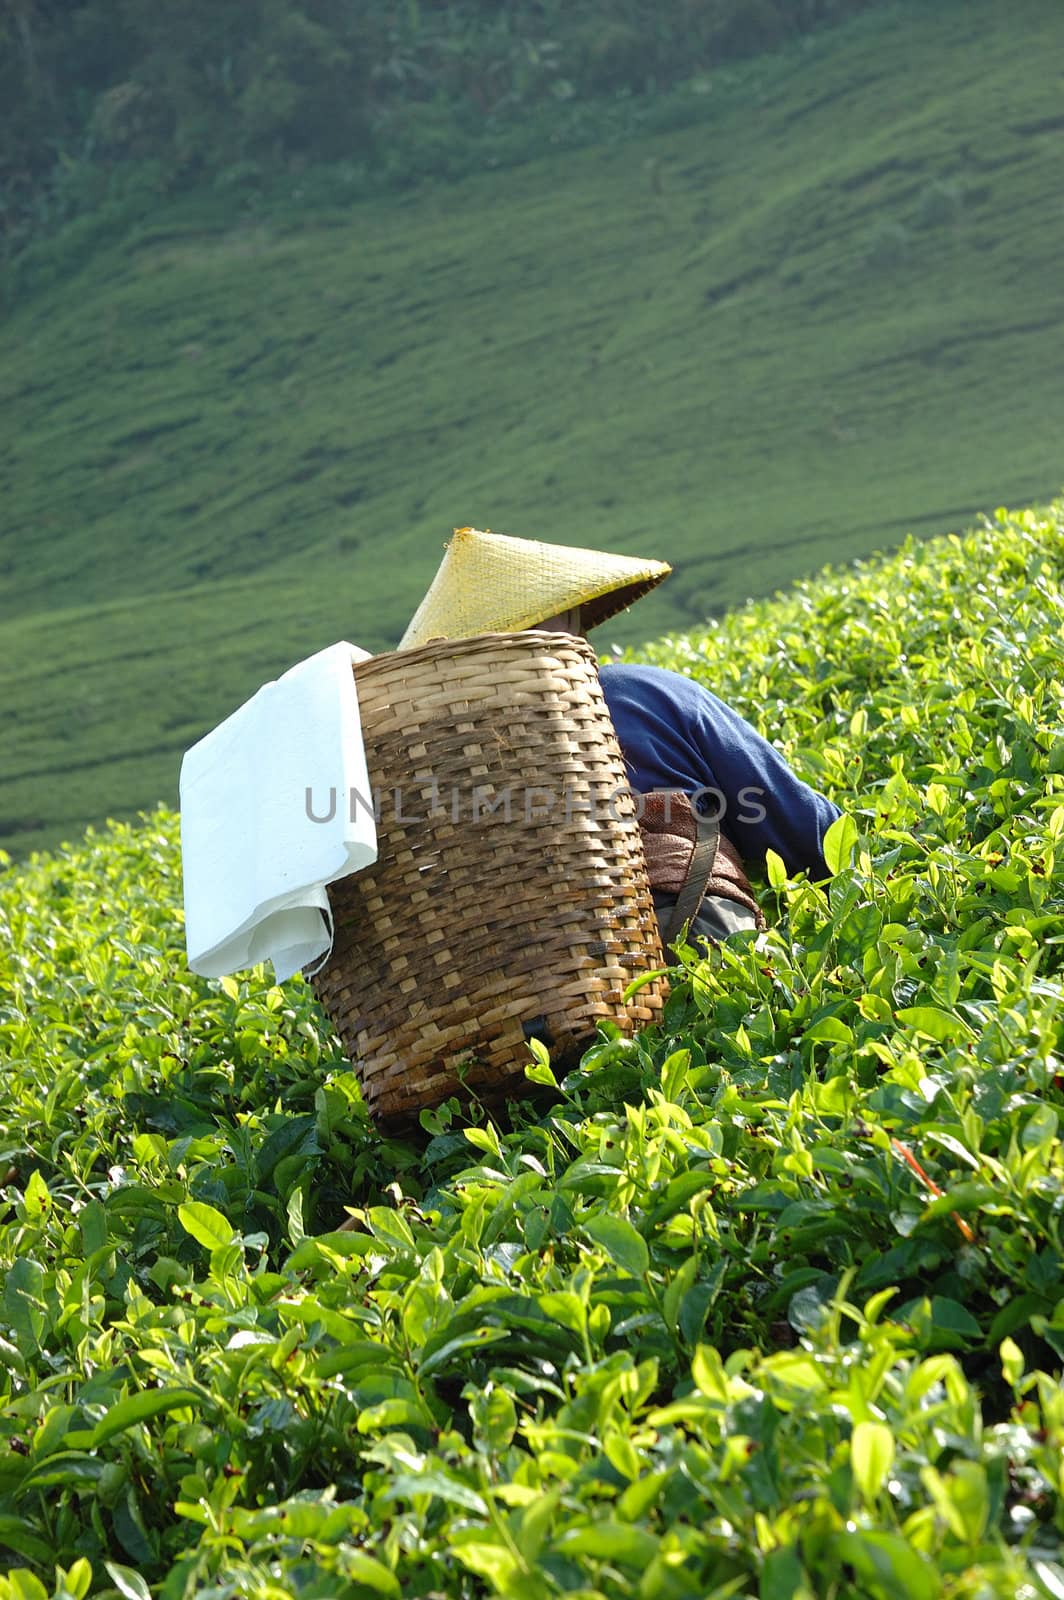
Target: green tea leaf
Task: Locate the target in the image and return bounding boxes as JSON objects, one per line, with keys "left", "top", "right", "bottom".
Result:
{"left": 691, "top": 1344, "right": 730, "bottom": 1402}
{"left": 80, "top": 1388, "right": 200, "bottom": 1448}
{"left": 804, "top": 1015, "right": 854, "bottom": 1045}
{"left": 822, "top": 813, "right": 858, "bottom": 876}
{"left": 920, "top": 1461, "right": 990, "bottom": 1543}
{"left": 765, "top": 849, "right": 787, "bottom": 890}
{"left": 469, "top": 1386, "right": 517, "bottom": 1453}
{"left": 538, "top": 1291, "right": 586, "bottom": 1335}
{"left": 583, "top": 1213, "right": 649, "bottom": 1278}
{"left": 0, "top": 1516, "right": 54, "bottom": 1566}
{"left": 760, "top": 1547, "right": 808, "bottom": 1600}
{"left": 851, "top": 1419, "right": 894, "bottom": 1501}
{"left": 104, "top": 1564, "right": 152, "bottom": 1600}
{"left": 3, "top": 1259, "right": 46, "bottom": 1353}
{"left": 338, "top": 1554, "right": 400, "bottom": 1597}
{"left": 1022, "top": 1104, "right": 1059, "bottom": 1149}
{"left": 384, "top": 1469, "right": 488, "bottom": 1515}
{"left": 895, "top": 1005, "right": 974, "bottom": 1042}
{"left": 63, "top": 1557, "right": 92, "bottom": 1600}
{"left": 1032, "top": 1562, "right": 1064, "bottom": 1600}
{"left": 555, "top": 1521, "right": 658, "bottom": 1566}
{"left": 22, "top": 1170, "right": 50, "bottom": 1217}
{"left": 835, "top": 1530, "right": 937, "bottom": 1600}
{"left": 3, "top": 1571, "right": 49, "bottom": 1600}
{"left": 177, "top": 1201, "right": 235, "bottom": 1251}
{"left": 18, "top": 1453, "right": 104, "bottom": 1490}
{"left": 999, "top": 1336, "right": 1024, "bottom": 1388}
{"left": 929, "top": 1297, "right": 982, "bottom": 1338}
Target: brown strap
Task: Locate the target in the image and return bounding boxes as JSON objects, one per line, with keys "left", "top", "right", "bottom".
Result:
{"left": 661, "top": 810, "right": 720, "bottom": 945}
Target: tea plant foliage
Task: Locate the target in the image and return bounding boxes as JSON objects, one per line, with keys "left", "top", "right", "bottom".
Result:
{"left": 1, "top": 501, "right": 1064, "bottom": 1597}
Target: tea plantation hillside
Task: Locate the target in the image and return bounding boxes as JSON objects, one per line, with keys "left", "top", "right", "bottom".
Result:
{"left": 2, "top": 0, "right": 1064, "bottom": 858}
{"left": 1, "top": 501, "right": 1063, "bottom": 1598}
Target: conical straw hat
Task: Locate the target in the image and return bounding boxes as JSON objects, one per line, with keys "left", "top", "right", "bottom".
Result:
{"left": 399, "top": 527, "right": 671, "bottom": 649}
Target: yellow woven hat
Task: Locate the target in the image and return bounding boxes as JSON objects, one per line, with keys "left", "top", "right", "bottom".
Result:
{"left": 399, "top": 527, "right": 671, "bottom": 649}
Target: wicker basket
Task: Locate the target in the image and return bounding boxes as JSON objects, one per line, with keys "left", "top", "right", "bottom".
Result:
{"left": 311, "top": 631, "right": 667, "bottom": 1127}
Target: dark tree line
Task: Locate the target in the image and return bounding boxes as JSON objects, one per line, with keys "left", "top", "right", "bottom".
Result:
{"left": 1, "top": 0, "right": 882, "bottom": 243}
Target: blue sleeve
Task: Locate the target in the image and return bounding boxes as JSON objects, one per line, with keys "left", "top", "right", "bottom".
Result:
{"left": 599, "top": 662, "right": 841, "bottom": 879}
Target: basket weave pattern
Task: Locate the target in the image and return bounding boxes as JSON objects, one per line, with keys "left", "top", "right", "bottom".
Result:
{"left": 312, "top": 632, "right": 666, "bottom": 1126}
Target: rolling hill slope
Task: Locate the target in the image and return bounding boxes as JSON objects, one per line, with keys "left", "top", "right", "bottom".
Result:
{"left": 2, "top": 0, "right": 1062, "bottom": 856}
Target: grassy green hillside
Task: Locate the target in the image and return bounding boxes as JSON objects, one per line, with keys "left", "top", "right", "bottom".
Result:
{"left": 1, "top": 501, "right": 1063, "bottom": 1596}
{"left": 3, "top": 0, "right": 1063, "bottom": 856}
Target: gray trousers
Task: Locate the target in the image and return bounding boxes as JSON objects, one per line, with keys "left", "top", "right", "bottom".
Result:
{"left": 653, "top": 890, "right": 757, "bottom": 945}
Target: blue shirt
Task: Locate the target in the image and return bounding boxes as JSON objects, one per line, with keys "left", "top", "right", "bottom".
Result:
{"left": 599, "top": 663, "right": 840, "bottom": 879}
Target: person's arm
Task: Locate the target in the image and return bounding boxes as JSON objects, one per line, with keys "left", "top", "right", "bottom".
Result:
{"left": 600, "top": 663, "right": 840, "bottom": 878}
{"left": 685, "top": 683, "right": 841, "bottom": 878}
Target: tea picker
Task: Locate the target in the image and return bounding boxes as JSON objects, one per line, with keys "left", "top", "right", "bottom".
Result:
{"left": 398, "top": 527, "right": 841, "bottom": 949}
{"left": 179, "top": 527, "right": 839, "bottom": 1126}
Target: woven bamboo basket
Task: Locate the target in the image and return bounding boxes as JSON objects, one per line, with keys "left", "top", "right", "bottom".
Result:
{"left": 311, "top": 631, "right": 667, "bottom": 1127}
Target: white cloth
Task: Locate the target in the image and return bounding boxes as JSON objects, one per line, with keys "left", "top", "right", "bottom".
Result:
{"left": 180, "top": 641, "right": 378, "bottom": 982}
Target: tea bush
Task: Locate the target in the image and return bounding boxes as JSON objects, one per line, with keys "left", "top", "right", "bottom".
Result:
{"left": 1, "top": 500, "right": 1063, "bottom": 1597}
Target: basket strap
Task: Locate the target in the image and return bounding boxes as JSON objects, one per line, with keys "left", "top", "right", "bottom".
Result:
{"left": 661, "top": 810, "right": 721, "bottom": 946}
